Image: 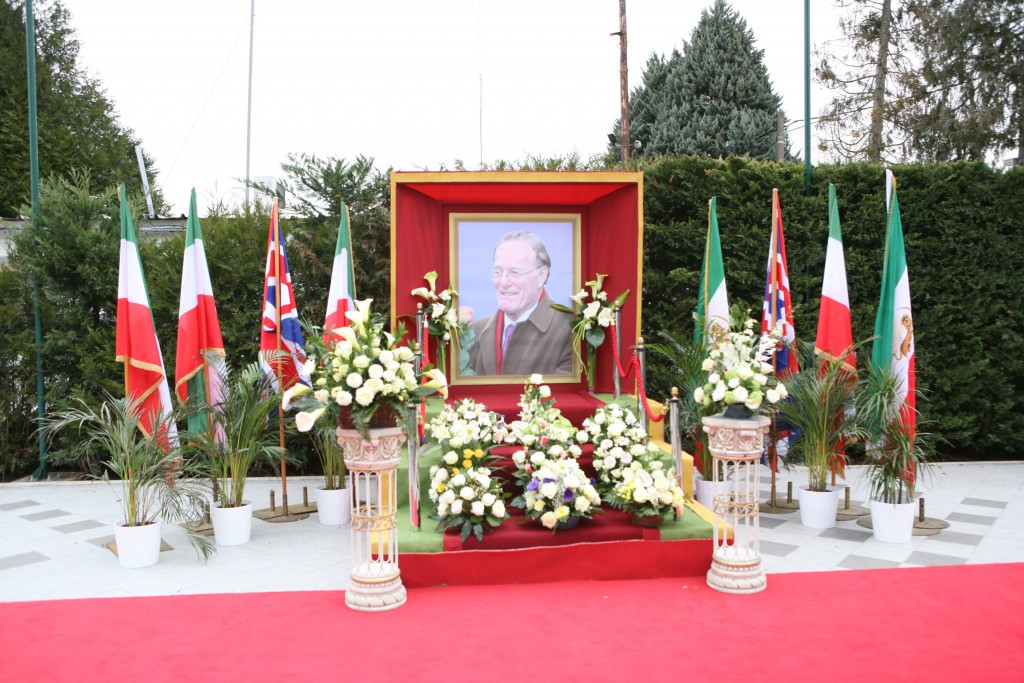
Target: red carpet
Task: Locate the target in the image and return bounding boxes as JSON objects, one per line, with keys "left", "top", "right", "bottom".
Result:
{"left": 3, "top": 563, "right": 1022, "bottom": 682}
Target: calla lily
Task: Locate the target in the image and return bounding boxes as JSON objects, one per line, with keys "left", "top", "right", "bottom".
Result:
{"left": 420, "top": 368, "right": 449, "bottom": 399}
{"left": 411, "top": 287, "right": 430, "bottom": 299}
{"left": 424, "top": 271, "right": 438, "bottom": 291}
{"left": 337, "top": 325, "right": 359, "bottom": 349}
{"left": 282, "top": 383, "right": 312, "bottom": 410}
{"left": 295, "top": 407, "right": 326, "bottom": 432}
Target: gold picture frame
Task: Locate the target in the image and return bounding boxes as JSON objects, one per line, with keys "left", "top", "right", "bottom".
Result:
{"left": 449, "top": 212, "right": 581, "bottom": 385}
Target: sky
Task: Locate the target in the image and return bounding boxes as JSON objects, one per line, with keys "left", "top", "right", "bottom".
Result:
{"left": 60, "top": 0, "right": 845, "bottom": 217}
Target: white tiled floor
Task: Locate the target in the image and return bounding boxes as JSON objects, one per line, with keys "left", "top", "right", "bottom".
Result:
{"left": 1, "top": 462, "right": 1022, "bottom": 602}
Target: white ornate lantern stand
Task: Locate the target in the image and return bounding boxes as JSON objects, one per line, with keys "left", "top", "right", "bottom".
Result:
{"left": 702, "top": 414, "right": 770, "bottom": 594}
{"left": 337, "top": 425, "right": 407, "bottom": 611}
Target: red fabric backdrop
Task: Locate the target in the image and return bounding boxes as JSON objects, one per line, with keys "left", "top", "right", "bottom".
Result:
{"left": 391, "top": 171, "right": 643, "bottom": 395}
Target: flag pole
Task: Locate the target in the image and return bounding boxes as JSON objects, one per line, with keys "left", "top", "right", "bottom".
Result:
{"left": 769, "top": 190, "right": 781, "bottom": 499}
{"left": 273, "top": 200, "right": 290, "bottom": 516}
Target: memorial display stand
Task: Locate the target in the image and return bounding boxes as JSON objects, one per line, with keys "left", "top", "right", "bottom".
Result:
{"left": 337, "top": 425, "right": 408, "bottom": 611}
{"left": 703, "top": 414, "right": 770, "bottom": 594}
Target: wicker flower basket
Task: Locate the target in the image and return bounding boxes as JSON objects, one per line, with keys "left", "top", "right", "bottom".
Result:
{"left": 337, "top": 405, "right": 402, "bottom": 431}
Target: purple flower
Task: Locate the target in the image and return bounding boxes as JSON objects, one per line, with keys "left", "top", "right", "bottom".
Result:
{"left": 526, "top": 479, "right": 539, "bottom": 491}
{"left": 563, "top": 489, "right": 575, "bottom": 502}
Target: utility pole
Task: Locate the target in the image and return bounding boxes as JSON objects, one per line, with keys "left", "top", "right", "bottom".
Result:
{"left": 245, "top": 0, "right": 255, "bottom": 206}
{"left": 776, "top": 110, "right": 785, "bottom": 162}
{"left": 25, "top": 0, "right": 47, "bottom": 479}
{"left": 616, "top": 0, "right": 630, "bottom": 163}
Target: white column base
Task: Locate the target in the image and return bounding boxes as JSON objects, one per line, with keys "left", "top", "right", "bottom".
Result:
{"left": 345, "top": 573, "right": 407, "bottom": 612}
{"left": 706, "top": 557, "right": 767, "bottom": 594}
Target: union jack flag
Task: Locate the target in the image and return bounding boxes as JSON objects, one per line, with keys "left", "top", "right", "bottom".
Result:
{"left": 761, "top": 189, "right": 798, "bottom": 377}
{"left": 762, "top": 190, "right": 799, "bottom": 469}
{"left": 259, "top": 199, "right": 309, "bottom": 392}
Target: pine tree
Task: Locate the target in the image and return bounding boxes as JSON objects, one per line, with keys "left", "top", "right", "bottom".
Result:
{"left": 617, "top": 0, "right": 785, "bottom": 160}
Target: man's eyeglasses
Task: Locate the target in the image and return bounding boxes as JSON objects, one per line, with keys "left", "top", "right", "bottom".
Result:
{"left": 491, "top": 266, "right": 540, "bottom": 281}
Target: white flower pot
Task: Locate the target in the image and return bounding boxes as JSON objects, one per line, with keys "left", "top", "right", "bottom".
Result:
{"left": 870, "top": 497, "right": 916, "bottom": 543}
{"left": 694, "top": 474, "right": 732, "bottom": 511}
{"left": 316, "top": 485, "right": 351, "bottom": 526}
{"left": 113, "top": 519, "right": 162, "bottom": 568}
{"left": 211, "top": 500, "right": 253, "bottom": 546}
{"left": 798, "top": 485, "right": 841, "bottom": 529}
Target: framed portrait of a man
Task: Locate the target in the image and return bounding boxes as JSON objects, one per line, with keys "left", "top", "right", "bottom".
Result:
{"left": 450, "top": 213, "right": 581, "bottom": 384}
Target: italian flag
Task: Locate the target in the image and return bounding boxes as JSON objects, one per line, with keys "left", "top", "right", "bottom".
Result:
{"left": 115, "top": 185, "right": 176, "bottom": 442}
{"left": 815, "top": 184, "right": 855, "bottom": 370}
{"left": 694, "top": 196, "right": 729, "bottom": 344}
{"left": 174, "top": 188, "right": 225, "bottom": 434}
{"left": 871, "top": 188, "right": 916, "bottom": 443}
{"left": 323, "top": 202, "right": 356, "bottom": 342}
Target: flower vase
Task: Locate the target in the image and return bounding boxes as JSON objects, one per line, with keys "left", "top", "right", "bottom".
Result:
{"left": 585, "top": 343, "right": 597, "bottom": 394}
{"left": 723, "top": 403, "right": 754, "bottom": 420}
{"left": 556, "top": 516, "right": 580, "bottom": 530}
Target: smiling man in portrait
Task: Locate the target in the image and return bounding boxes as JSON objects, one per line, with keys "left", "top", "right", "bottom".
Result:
{"left": 467, "top": 231, "right": 574, "bottom": 376}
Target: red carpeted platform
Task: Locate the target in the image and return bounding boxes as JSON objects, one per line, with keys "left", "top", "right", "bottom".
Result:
{"left": 4, "top": 563, "right": 1022, "bottom": 682}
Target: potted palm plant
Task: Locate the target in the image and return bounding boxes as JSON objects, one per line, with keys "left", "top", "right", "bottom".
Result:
{"left": 648, "top": 330, "right": 718, "bottom": 506}
{"left": 777, "top": 343, "right": 863, "bottom": 529}
{"left": 857, "top": 363, "right": 932, "bottom": 543}
{"left": 45, "top": 395, "right": 213, "bottom": 568}
{"left": 184, "top": 359, "right": 285, "bottom": 546}
{"left": 310, "top": 422, "right": 349, "bottom": 525}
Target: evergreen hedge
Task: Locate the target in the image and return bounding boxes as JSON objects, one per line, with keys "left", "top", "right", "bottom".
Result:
{"left": 640, "top": 157, "right": 1024, "bottom": 459}
{"left": 0, "top": 159, "right": 1020, "bottom": 478}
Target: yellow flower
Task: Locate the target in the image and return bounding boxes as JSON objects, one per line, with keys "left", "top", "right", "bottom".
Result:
{"left": 463, "top": 448, "right": 475, "bottom": 458}
{"left": 436, "top": 483, "right": 446, "bottom": 493}
{"left": 451, "top": 468, "right": 459, "bottom": 475}
{"left": 462, "top": 460, "right": 473, "bottom": 469}
{"left": 474, "top": 448, "right": 484, "bottom": 459}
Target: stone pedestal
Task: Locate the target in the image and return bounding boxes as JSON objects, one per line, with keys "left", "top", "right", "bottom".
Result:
{"left": 337, "top": 425, "right": 407, "bottom": 611}
{"left": 702, "top": 414, "right": 770, "bottom": 594}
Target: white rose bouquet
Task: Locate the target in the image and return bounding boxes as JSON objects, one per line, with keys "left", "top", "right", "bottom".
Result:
{"left": 428, "top": 398, "right": 508, "bottom": 455}
{"left": 608, "top": 448, "right": 685, "bottom": 521}
{"left": 286, "top": 299, "right": 447, "bottom": 438}
{"left": 411, "top": 270, "right": 464, "bottom": 375}
{"left": 550, "top": 273, "right": 630, "bottom": 390}
{"left": 578, "top": 403, "right": 650, "bottom": 494}
{"left": 508, "top": 375, "right": 579, "bottom": 466}
{"left": 513, "top": 457, "right": 602, "bottom": 532}
{"left": 428, "top": 464, "right": 507, "bottom": 542}
{"left": 510, "top": 441, "right": 583, "bottom": 489}
{"left": 694, "top": 311, "right": 788, "bottom": 416}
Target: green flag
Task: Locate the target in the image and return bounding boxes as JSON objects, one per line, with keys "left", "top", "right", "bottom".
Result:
{"left": 695, "top": 196, "right": 729, "bottom": 343}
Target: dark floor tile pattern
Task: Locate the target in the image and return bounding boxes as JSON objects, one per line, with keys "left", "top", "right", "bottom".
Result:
{"left": 0, "top": 500, "right": 39, "bottom": 512}
{"left": 51, "top": 520, "right": 106, "bottom": 534}
{"left": 945, "top": 512, "right": 997, "bottom": 526}
{"left": 961, "top": 497, "right": 1007, "bottom": 509}
{"left": 0, "top": 551, "right": 48, "bottom": 570}
{"left": 21, "top": 509, "right": 70, "bottom": 522}
{"left": 838, "top": 555, "right": 901, "bottom": 570}
{"left": 905, "top": 550, "right": 967, "bottom": 566}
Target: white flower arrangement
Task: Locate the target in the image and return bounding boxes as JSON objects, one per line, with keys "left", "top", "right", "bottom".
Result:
{"left": 507, "top": 373, "right": 579, "bottom": 451}
{"left": 510, "top": 441, "right": 583, "bottom": 489}
{"left": 513, "top": 457, "right": 601, "bottom": 532}
{"left": 609, "top": 449, "right": 685, "bottom": 519}
{"left": 550, "top": 274, "right": 630, "bottom": 387}
{"left": 427, "top": 398, "right": 508, "bottom": 454}
{"left": 287, "top": 299, "right": 447, "bottom": 437}
{"left": 577, "top": 403, "right": 649, "bottom": 493}
{"left": 694, "top": 313, "right": 788, "bottom": 414}
{"left": 411, "top": 270, "right": 464, "bottom": 375}
{"left": 428, "top": 464, "right": 507, "bottom": 541}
